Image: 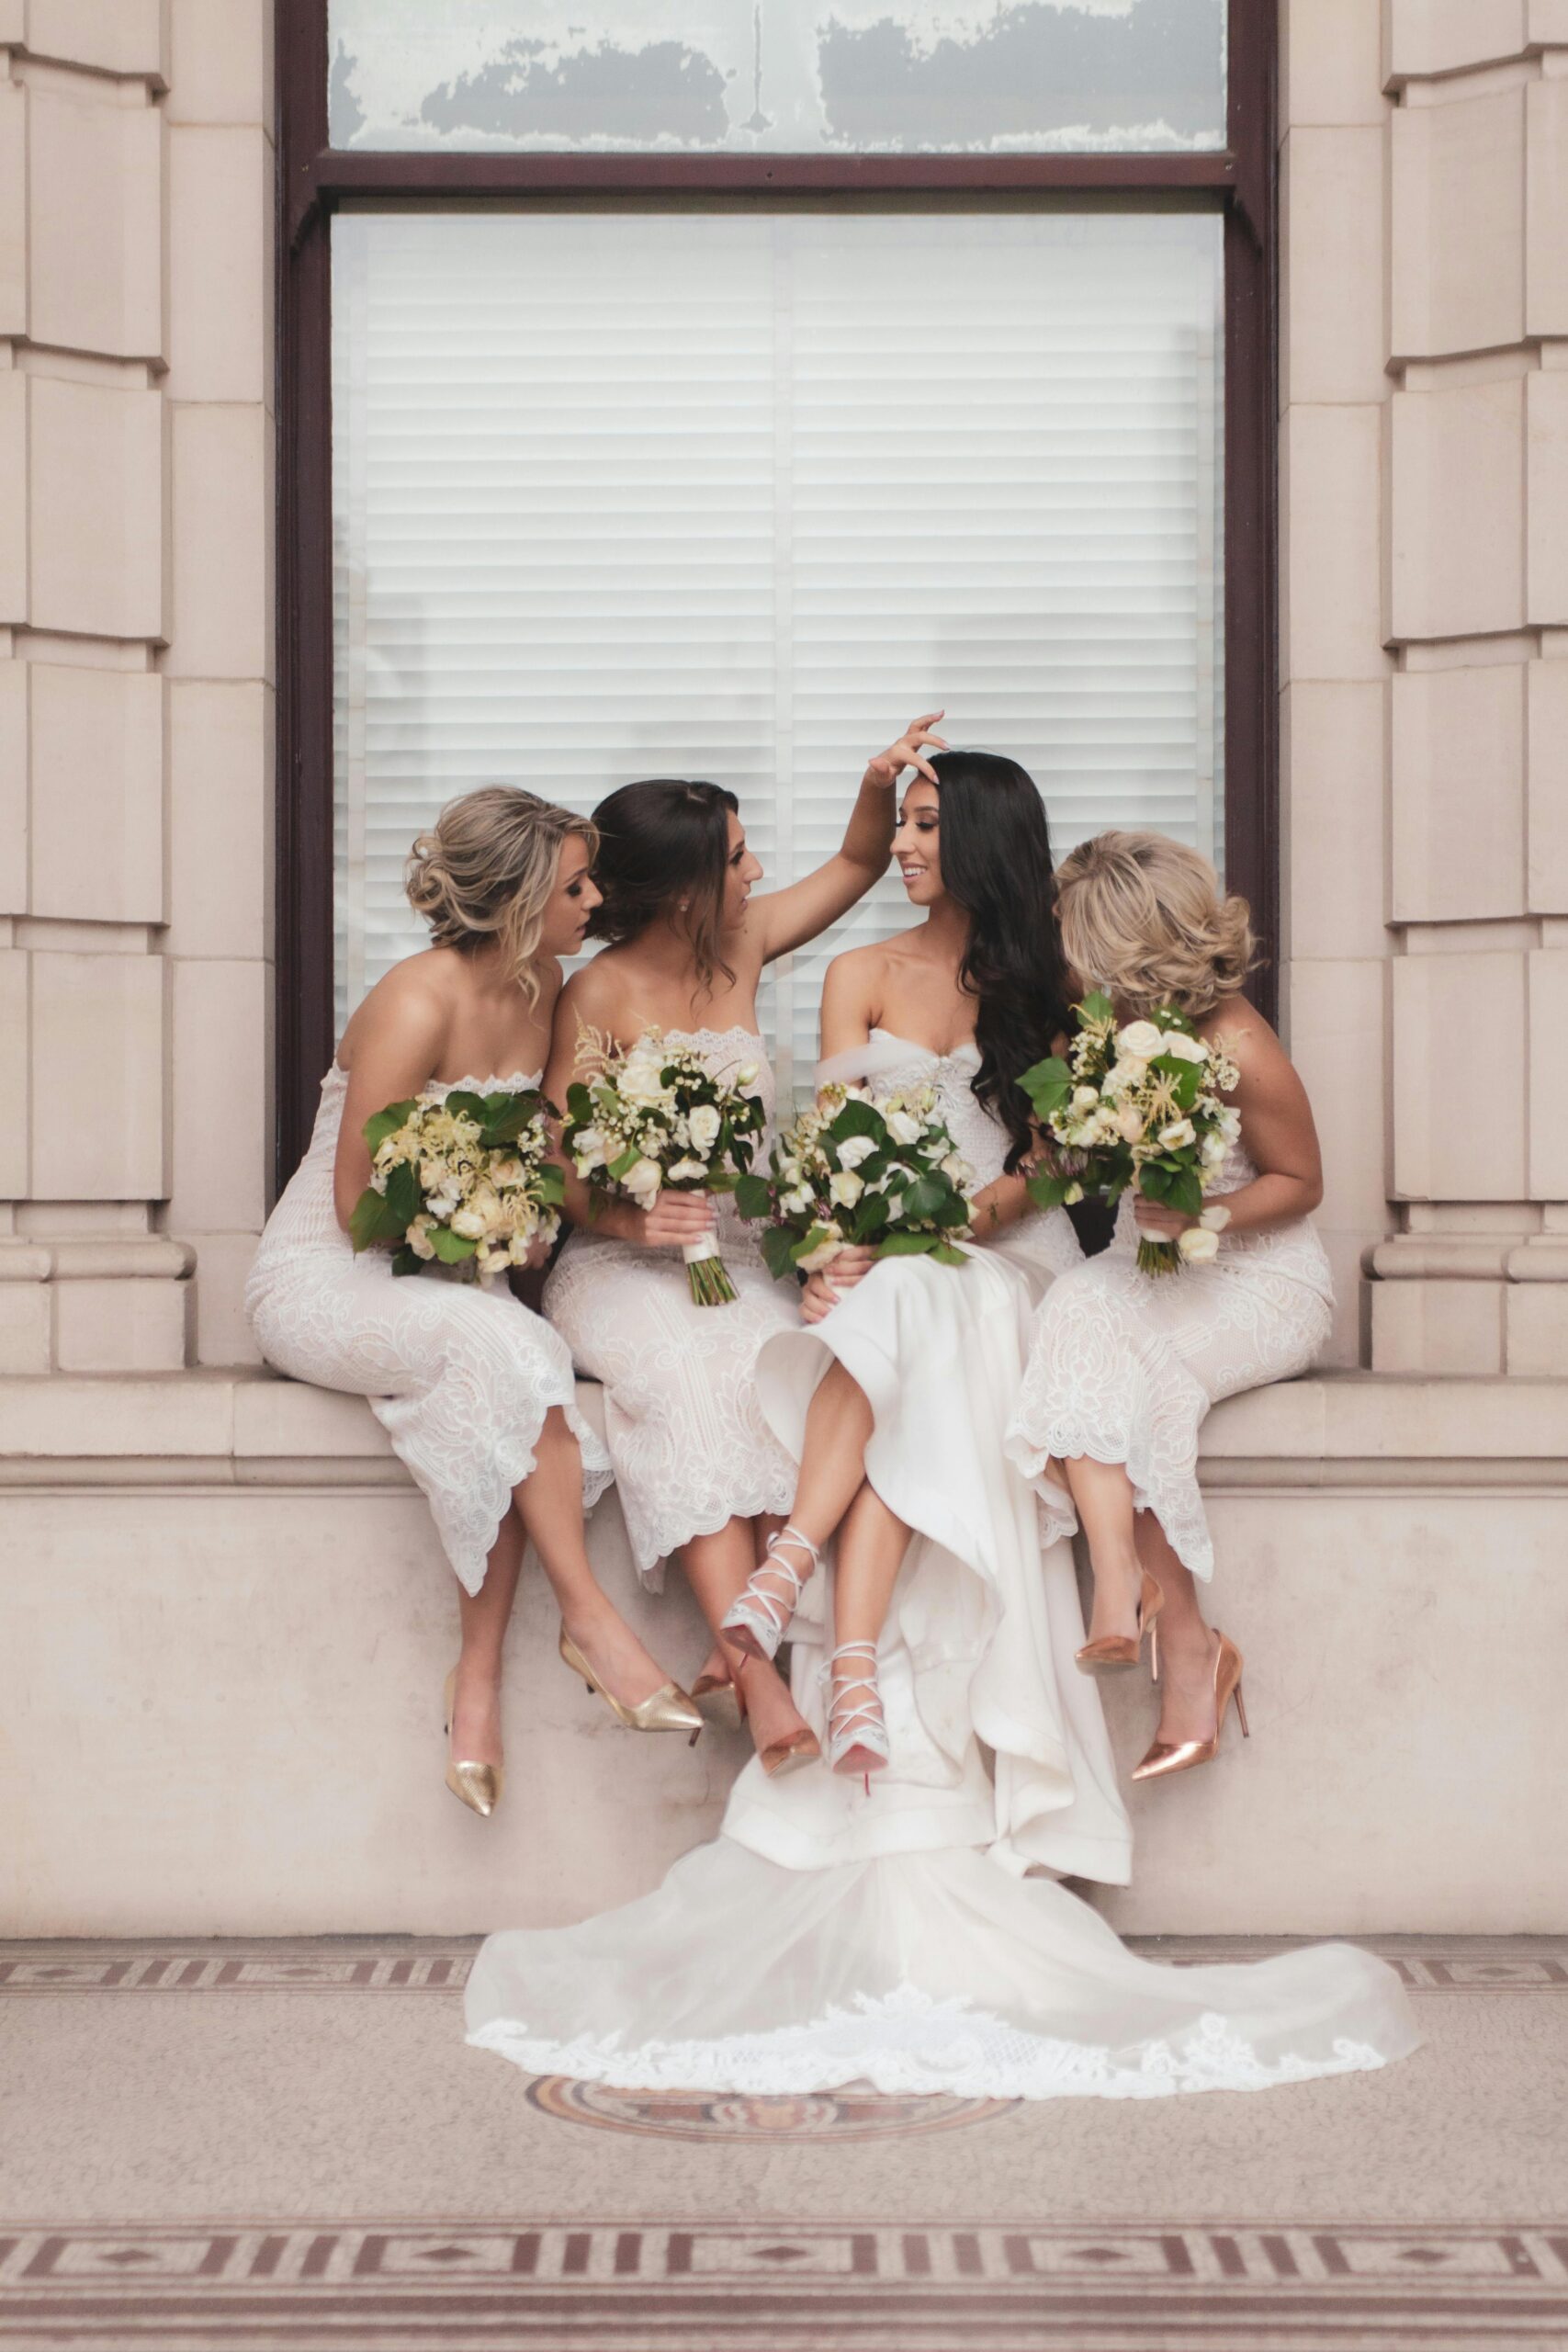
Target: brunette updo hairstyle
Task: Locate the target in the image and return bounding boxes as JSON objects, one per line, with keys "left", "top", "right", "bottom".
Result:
{"left": 1054, "top": 830, "right": 1256, "bottom": 1021}
{"left": 586, "top": 778, "right": 740, "bottom": 993}
{"left": 405, "top": 786, "right": 597, "bottom": 1006}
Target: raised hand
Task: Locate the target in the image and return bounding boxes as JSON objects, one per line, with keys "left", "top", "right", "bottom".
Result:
{"left": 863, "top": 711, "right": 949, "bottom": 791}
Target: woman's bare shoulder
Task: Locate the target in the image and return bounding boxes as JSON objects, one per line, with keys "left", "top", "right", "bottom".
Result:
{"left": 338, "top": 949, "right": 455, "bottom": 1066}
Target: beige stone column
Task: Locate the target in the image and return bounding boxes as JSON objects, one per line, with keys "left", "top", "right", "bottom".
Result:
{"left": 1371, "top": 0, "right": 1568, "bottom": 1371}
{"left": 0, "top": 0, "right": 273, "bottom": 1373}
{"left": 1279, "top": 0, "right": 1396, "bottom": 1364}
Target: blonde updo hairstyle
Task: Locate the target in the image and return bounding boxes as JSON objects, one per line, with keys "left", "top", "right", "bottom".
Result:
{"left": 405, "top": 786, "right": 596, "bottom": 1007}
{"left": 1055, "top": 830, "right": 1255, "bottom": 1022}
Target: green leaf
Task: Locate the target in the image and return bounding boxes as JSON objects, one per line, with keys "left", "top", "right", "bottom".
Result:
{"left": 829, "top": 1098, "right": 885, "bottom": 1143}
{"left": 900, "top": 1173, "right": 947, "bottom": 1221}
{"left": 733, "top": 1173, "right": 773, "bottom": 1222}
{"left": 565, "top": 1081, "right": 595, "bottom": 1125}
{"left": 1077, "top": 989, "right": 1116, "bottom": 1028}
{"left": 761, "top": 1225, "right": 798, "bottom": 1283}
{"left": 933, "top": 1193, "right": 972, "bottom": 1228}
{"left": 536, "top": 1164, "right": 566, "bottom": 1206}
{"left": 931, "top": 1242, "right": 968, "bottom": 1266}
{"left": 876, "top": 1230, "right": 941, "bottom": 1256}
{"left": 362, "top": 1099, "right": 418, "bottom": 1157}
{"left": 606, "top": 1147, "right": 642, "bottom": 1182}
{"left": 443, "top": 1090, "right": 489, "bottom": 1124}
{"left": 852, "top": 1193, "right": 891, "bottom": 1242}
{"left": 1018, "top": 1056, "right": 1073, "bottom": 1119}
{"left": 479, "top": 1091, "right": 543, "bottom": 1145}
{"left": 348, "top": 1185, "right": 404, "bottom": 1253}
{"left": 385, "top": 1160, "right": 422, "bottom": 1227}
{"left": 430, "top": 1226, "right": 478, "bottom": 1264}
{"left": 1168, "top": 1169, "right": 1203, "bottom": 1218}
{"left": 390, "top": 1245, "right": 423, "bottom": 1277}
{"left": 1027, "top": 1170, "right": 1074, "bottom": 1211}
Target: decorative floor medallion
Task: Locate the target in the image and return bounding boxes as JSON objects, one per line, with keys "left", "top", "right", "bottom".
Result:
{"left": 526, "top": 2075, "right": 1019, "bottom": 2140}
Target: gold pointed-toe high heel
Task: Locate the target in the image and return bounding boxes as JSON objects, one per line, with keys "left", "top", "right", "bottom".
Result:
{"left": 690, "top": 1665, "right": 746, "bottom": 1736}
{"left": 1076, "top": 1568, "right": 1165, "bottom": 1677}
{"left": 1130, "top": 1631, "right": 1249, "bottom": 1783}
{"left": 443, "top": 1667, "right": 503, "bottom": 1819}
{"left": 558, "top": 1628, "right": 705, "bottom": 1736}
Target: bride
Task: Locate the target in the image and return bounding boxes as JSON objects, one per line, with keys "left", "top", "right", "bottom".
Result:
{"left": 466, "top": 758, "right": 1417, "bottom": 2097}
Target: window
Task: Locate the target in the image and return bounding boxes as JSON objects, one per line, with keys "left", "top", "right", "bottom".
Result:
{"left": 279, "top": 0, "right": 1271, "bottom": 1178}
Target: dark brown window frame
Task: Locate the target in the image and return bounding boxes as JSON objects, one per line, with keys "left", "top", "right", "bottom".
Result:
{"left": 275, "top": 0, "right": 1275, "bottom": 1185}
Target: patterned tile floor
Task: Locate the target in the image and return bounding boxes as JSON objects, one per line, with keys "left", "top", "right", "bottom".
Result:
{"left": 2, "top": 1934, "right": 1565, "bottom": 2351}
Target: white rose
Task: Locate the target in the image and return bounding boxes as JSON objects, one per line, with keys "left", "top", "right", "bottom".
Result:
{"left": 687, "top": 1102, "right": 722, "bottom": 1153}
{"left": 782, "top": 1186, "right": 812, "bottom": 1216}
{"left": 1117, "top": 1104, "right": 1145, "bottom": 1144}
{"left": 1178, "top": 1226, "right": 1221, "bottom": 1263}
{"left": 1072, "top": 1085, "right": 1099, "bottom": 1112}
{"left": 795, "top": 1226, "right": 845, "bottom": 1273}
{"left": 1200, "top": 1203, "right": 1233, "bottom": 1233}
{"left": 1158, "top": 1118, "right": 1196, "bottom": 1150}
{"left": 1118, "top": 1020, "right": 1164, "bottom": 1058}
{"left": 619, "top": 1057, "right": 670, "bottom": 1106}
{"left": 942, "top": 1152, "right": 971, "bottom": 1185}
{"left": 885, "top": 1110, "right": 922, "bottom": 1147}
{"left": 623, "top": 1158, "right": 662, "bottom": 1204}
{"left": 449, "top": 1208, "right": 487, "bottom": 1240}
{"left": 735, "top": 1063, "right": 760, "bottom": 1089}
{"left": 667, "top": 1158, "right": 707, "bottom": 1184}
{"left": 1106, "top": 1057, "right": 1146, "bottom": 1092}
{"left": 1161, "top": 1031, "right": 1209, "bottom": 1064}
{"left": 489, "top": 1157, "right": 524, "bottom": 1189}
{"left": 829, "top": 1170, "right": 864, "bottom": 1208}
{"left": 409, "top": 1216, "right": 437, "bottom": 1261}
{"left": 836, "top": 1134, "right": 876, "bottom": 1170}
{"left": 572, "top": 1126, "right": 608, "bottom": 1175}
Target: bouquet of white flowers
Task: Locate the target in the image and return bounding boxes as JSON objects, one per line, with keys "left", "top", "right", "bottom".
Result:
{"left": 736, "top": 1083, "right": 975, "bottom": 1282}
{"left": 349, "top": 1088, "right": 564, "bottom": 1283}
{"left": 561, "top": 1027, "right": 768, "bottom": 1306}
{"left": 1020, "top": 994, "right": 1242, "bottom": 1277}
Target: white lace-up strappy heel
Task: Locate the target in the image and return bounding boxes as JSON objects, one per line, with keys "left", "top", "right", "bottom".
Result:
{"left": 824, "top": 1640, "right": 890, "bottom": 1792}
{"left": 720, "top": 1524, "right": 821, "bottom": 1662}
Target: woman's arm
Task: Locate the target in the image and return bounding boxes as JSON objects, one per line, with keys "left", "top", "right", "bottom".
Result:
{"left": 747, "top": 714, "right": 947, "bottom": 967}
{"left": 332, "top": 968, "right": 449, "bottom": 1230}
{"left": 1133, "top": 1008, "right": 1325, "bottom": 1247}
{"left": 543, "top": 969, "right": 718, "bottom": 1255}
{"left": 800, "top": 951, "right": 882, "bottom": 1323}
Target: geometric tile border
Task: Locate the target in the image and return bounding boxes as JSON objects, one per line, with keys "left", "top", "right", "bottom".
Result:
{"left": 2, "top": 2222, "right": 1566, "bottom": 2349}
{"left": 3, "top": 1936, "right": 1566, "bottom": 1996}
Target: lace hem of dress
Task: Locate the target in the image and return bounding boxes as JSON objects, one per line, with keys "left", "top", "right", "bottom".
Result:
{"left": 632, "top": 1465, "right": 798, "bottom": 1588}
{"left": 467, "top": 1985, "right": 1393, "bottom": 2101}
{"left": 434, "top": 1399, "right": 615, "bottom": 1597}
{"left": 1015, "top": 1410, "right": 1215, "bottom": 1583}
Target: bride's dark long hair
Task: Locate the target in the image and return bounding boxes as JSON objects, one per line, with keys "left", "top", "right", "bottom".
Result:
{"left": 930, "top": 750, "right": 1070, "bottom": 1171}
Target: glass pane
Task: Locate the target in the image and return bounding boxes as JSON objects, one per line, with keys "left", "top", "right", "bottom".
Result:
{"left": 328, "top": 1, "right": 1225, "bottom": 155}
{"left": 333, "top": 208, "right": 1224, "bottom": 1086}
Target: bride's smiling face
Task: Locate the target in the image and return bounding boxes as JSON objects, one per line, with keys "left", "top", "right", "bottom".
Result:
{"left": 894, "top": 779, "right": 944, "bottom": 906}
{"left": 538, "top": 834, "right": 603, "bottom": 959}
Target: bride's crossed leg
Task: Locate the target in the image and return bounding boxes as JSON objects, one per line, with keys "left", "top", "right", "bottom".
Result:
{"left": 727, "top": 1360, "right": 910, "bottom": 1778}
{"left": 449, "top": 1403, "right": 693, "bottom": 1770}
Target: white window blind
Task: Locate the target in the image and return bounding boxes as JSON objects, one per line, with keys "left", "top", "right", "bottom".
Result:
{"left": 332, "top": 208, "right": 1224, "bottom": 1089}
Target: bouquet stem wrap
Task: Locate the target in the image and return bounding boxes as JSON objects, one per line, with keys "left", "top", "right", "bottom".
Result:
{"left": 681, "top": 1227, "right": 739, "bottom": 1306}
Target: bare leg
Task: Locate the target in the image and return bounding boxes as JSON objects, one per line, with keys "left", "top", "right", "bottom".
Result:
{"left": 680, "top": 1516, "right": 814, "bottom": 1760}
{"left": 451, "top": 1406, "right": 680, "bottom": 1764}
{"left": 829, "top": 1479, "right": 914, "bottom": 1653}
{"left": 1134, "top": 1511, "right": 1222, "bottom": 1744}
{"left": 729, "top": 1364, "right": 876, "bottom": 1640}
{"left": 1058, "top": 1453, "right": 1146, "bottom": 1645}
{"left": 693, "top": 1513, "right": 784, "bottom": 1693}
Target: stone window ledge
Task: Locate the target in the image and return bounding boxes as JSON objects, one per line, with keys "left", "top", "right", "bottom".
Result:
{"left": 0, "top": 1369, "right": 1564, "bottom": 1490}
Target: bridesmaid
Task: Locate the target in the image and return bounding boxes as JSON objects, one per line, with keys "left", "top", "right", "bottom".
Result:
{"left": 247, "top": 786, "right": 701, "bottom": 1821}
{"left": 1007, "top": 830, "right": 1333, "bottom": 1781}
{"left": 542, "top": 717, "right": 947, "bottom": 1778}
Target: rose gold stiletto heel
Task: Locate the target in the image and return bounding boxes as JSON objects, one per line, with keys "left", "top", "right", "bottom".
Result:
{"left": 443, "top": 1666, "right": 503, "bottom": 1819}
{"left": 1076, "top": 1569, "right": 1164, "bottom": 1676}
{"left": 1131, "top": 1632, "right": 1249, "bottom": 1783}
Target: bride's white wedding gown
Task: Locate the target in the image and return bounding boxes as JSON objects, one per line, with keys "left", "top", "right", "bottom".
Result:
{"left": 246, "top": 1064, "right": 611, "bottom": 1594}
{"left": 466, "top": 1038, "right": 1417, "bottom": 2098}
